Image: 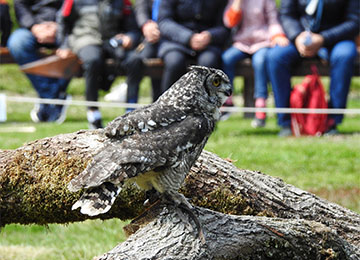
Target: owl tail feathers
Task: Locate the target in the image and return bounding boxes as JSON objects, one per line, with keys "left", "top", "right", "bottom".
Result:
{"left": 71, "top": 182, "right": 122, "bottom": 216}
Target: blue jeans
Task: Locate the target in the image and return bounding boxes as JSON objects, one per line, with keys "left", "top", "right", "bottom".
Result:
{"left": 7, "top": 28, "right": 70, "bottom": 121}
{"left": 222, "top": 46, "right": 269, "bottom": 99}
{"left": 267, "top": 41, "right": 357, "bottom": 127}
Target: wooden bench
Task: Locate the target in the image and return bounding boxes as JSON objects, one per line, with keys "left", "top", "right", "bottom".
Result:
{"left": 1, "top": 47, "right": 359, "bottom": 117}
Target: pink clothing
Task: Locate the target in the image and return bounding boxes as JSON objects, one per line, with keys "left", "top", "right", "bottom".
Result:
{"left": 224, "top": 0, "right": 285, "bottom": 54}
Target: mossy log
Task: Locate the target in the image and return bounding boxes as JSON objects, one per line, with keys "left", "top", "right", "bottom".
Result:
{"left": 97, "top": 205, "right": 359, "bottom": 260}
{"left": 0, "top": 129, "right": 359, "bottom": 259}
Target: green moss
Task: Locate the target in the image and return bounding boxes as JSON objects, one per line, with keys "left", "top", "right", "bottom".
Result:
{"left": 1, "top": 145, "right": 90, "bottom": 226}
{"left": 1, "top": 139, "right": 154, "bottom": 227}
{"left": 189, "top": 186, "right": 253, "bottom": 215}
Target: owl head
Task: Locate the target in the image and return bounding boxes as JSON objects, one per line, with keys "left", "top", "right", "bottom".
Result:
{"left": 157, "top": 66, "right": 232, "bottom": 117}
{"left": 189, "top": 66, "right": 232, "bottom": 106}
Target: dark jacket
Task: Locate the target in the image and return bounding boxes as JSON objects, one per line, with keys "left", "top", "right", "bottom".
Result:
{"left": 14, "top": 0, "right": 63, "bottom": 29}
{"left": 280, "top": 0, "right": 360, "bottom": 47}
{"left": 57, "top": 0, "right": 140, "bottom": 51}
{"left": 134, "top": 0, "right": 154, "bottom": 28}
{"left": 157, "top": 0, "right": 229, "bottom": 58}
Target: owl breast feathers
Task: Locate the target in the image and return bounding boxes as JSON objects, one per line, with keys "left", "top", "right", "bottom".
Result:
{"left": 68, "top": 66, "right": 232, "bottom": 216}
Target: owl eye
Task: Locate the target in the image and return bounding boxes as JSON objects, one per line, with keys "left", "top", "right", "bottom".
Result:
{"left": 212, "top": 77, "right": 221, "bottom": 87}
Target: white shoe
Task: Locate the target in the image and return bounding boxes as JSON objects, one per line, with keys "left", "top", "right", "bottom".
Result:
{"left": 56, "top": 94, "right": 72, "bottom": 124}
{"left": 104, "top": 82, "right": 127, "bottom": 102}
{"left": 30, "top": 104, "right": 41, "bottom": 123}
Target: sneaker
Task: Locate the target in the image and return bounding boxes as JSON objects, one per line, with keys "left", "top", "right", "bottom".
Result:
{"left": 30, "top": 104, "right": 41, "bottom": 123}
{"left": 87, "top": 109, "right": 103, "bottom": 129}
{"left": 278, "top": 126, "right": 292, "bottom": 137}
{"left": 88, "top": 119, "right": 103, "bottom": 129}
{"left": 104, "top": 82, "right": 128, "bottom": 102}
{"left": 30, "top": 104, "right": 47, "bottom": 122}
{"left": 55, "top": 94, "right": 72, "bottom": 124}
{"left": 251, "top": 118, "right": 266, "bottom": 128}
{"left": 324, "top": 125, "right": 339, "bottom": 136}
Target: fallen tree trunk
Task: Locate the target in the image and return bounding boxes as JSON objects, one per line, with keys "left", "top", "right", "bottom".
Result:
{"left": 0, "top": 129, "right": 359, "bottom": 259}
{"left": 97, "top": 205, "right": 359, "bottom": 260}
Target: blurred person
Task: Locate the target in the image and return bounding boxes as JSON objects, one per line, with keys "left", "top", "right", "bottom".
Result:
{"left": 157, "top": 0, "right": 229, "bottom": 94}
{"left": 132, "top": 0, "right": 162, "bottom": 101}
{"left": 7, "top": 0, "right": 71, "bottom": 123}
{"left": 222, "top": 0, "right": 289, "bottom": 125}
{"left": 267, "top": 0, "right": 360, "bottom": 137}
{"left": 0, "top": 0, "right": 12, "bottom": 47}
{"left": 57, "top": 0, "right": 143, "bottom": 129}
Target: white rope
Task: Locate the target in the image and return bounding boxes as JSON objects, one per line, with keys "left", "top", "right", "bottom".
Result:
{"left": 3, "top": 95, "right": 360, "bottom": 115}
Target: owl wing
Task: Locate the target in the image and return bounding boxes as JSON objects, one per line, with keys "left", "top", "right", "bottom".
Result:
{"left": 68, "top": 114, "right": 212, "bottom": 192}
{"left": 104, "top": 104, "right": 189, "bottom": 139}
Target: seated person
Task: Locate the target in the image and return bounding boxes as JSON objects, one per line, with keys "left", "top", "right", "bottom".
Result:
{"left": 57, "top": 0, "right": 143, "bottom": 129}
{"left": 7, "top": 0, "right": 70, "bottom": 123}
{"left": 134, "top": 0, "right": 162, "bottom": 101}
{"left": 157, "top": 0, "right": 229, "bottom": 94}
{"left": 266, "top": 0, "right": 360, "bottom": 136}
{"left": 0, "top": 0, "right": 12, "bottom": 47}
{"left": 222, "top": 0, "right": 289, "bottom": 126}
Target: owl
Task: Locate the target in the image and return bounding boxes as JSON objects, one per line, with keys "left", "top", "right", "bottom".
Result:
{"left": 68, "top": 66, "right": 232, "bottom": 224}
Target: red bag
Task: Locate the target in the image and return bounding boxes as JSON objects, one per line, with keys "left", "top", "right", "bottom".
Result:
{"left": 290, "top": 66, "right": 328, "bottom": 136}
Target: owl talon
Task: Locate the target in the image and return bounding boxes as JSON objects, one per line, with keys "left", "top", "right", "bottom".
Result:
{"left": 178, "top": 203, "right": 206, "bottom": 245}
{"left": 162, "top": 192, "right": 205, "bottom": 244}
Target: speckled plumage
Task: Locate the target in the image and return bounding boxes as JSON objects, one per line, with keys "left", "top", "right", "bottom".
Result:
{"left": 68, "top": 66, "right": 232, "bottom": 216}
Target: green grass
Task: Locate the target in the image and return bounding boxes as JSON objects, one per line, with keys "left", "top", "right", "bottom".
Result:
{"left": 0, "top": 64, "right": 359, "bottom": 259}
{"left": 0, "top": 220, "right": 129, "bottom": 260}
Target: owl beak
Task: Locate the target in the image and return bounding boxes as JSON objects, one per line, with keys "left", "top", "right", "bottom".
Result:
{"left": 224, "top": 86, "right": 232, "bottom": 97}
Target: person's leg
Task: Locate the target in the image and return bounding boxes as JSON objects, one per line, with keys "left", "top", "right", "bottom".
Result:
{"left": 251, "top": 48, "right": 269, "bottom": 128}
{"left": 220, "top": 47, "right": 249, "bottom": 119}
{"left": 161, "top": 50, "right": 187, "bottom": 93}
{"left": 0, "top": 4, "right": 12, "bottom": 47}
{"left": 197, "top": 49, "right": 222, "bottom": 69}
{"left": 7, "top": 28, "right": 70, "bottom": 122}
{"left": 78, "top": 45, "right": 104, "bottom": 104}
{"left": 141, "top": 43, "right": 162, "bottom": 101}
{"left": 7, "top": 28, "right": 40, "bottom": 64}
{"left": 7, "top": 28, "right": 67, "bottom": 97}
{"left": 328, "top": 40, "right": 357, "bottom": 128}
{"left": 252, "top": 48, "right": 269, "bottom": 99}
{"left": 221, "top": 46, "right": 248, "bottom": 84}
{"left": 121, "top": 50, "right": 145, "bottom": 112}
{"left": 78, "top": 45, "right": 104, "bottom": 128}
{"left": 267, "top": 43, "right": 300, "bottom": 130}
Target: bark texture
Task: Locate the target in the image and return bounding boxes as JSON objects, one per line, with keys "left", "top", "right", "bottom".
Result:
{"left": 0, "top": 129, "right": 359, "bottom": 259}
{"left": 97, "top": 205, "right": 359, "bottom": 260}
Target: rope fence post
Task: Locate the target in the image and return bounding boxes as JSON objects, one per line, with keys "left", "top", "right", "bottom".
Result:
{"left": 0, "top": 93, "right": 6, "bottom": 122}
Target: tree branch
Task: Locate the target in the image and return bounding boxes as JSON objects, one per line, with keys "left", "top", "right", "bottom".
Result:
{"left": 1, "top": 129, "right": 359, "bottom": 259}
{"left": 97, "top": 205, "right": 359, "bottom": 260}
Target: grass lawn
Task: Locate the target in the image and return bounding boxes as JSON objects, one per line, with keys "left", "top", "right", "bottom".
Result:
{"left": 0, "top": 64, "right": 359, "bottom": 259}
